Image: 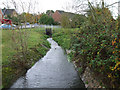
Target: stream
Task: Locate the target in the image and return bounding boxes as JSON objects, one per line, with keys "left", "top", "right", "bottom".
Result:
{"left": 11, "top": 38, "right": 85, "bottom": 88}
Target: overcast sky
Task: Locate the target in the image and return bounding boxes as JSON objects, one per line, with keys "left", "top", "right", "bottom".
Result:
{"left": 0, "top": 0, "right": 119, "bottom": 18}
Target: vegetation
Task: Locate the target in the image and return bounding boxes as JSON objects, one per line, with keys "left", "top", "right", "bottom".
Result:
{"left": 53, "top": 29, "right": 73, "bottom": 49}
{"left": 70, "top": 14, "right": 86, "bottom": 28}
{"left": 2, "top": 28, "right": 50, "bottom": 88}
{"left": 60, "top": 14, "right": 86, "bottom": 28}
{"left": 1, "top": 0, "right": 119, "bottom": 88}
{"left": 39, "top": 14, "right": 55, "bottom": 25}
{"left": 5, "top": 15, "right": 20, "bottom": 25}
{"left": 61, "top": 14, "right": 71, "bottom": 28}
{"left": 52, "top": 1, "right": 120, "bottom": 88}
{"left": 5, "top": 13, "right": 38, "bottom": 25}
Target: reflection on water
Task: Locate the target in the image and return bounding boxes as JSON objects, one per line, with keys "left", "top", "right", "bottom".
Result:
{"left": 11, "top": 38, "right": 85, "bottom": 88}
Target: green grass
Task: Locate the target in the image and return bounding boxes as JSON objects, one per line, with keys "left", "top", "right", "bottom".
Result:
{"left": 2, "top": 28, "right": 46, "bottom": 64}
{"left": 2, "top": 30, "right": 16, "bottom": 64}
{"left": 52, "top": 28, "right": 79, "bottom": 49}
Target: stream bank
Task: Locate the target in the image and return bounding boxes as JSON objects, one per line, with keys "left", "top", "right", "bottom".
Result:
{"left": 2, "top": 30, "right": 50, "bottom": 88}
{"left": 52, "top": 31, "right": 106, "bottom": 88}
{"left": 66, "top": 50, "right": 105, "bottom": 88}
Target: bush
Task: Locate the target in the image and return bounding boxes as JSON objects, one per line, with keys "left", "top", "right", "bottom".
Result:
{"left": 71, "top": 5, "right": 120, "bottom": 87}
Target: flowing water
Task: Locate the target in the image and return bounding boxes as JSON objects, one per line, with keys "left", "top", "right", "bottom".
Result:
{"left": 11, "top": 38, "right": 85, "bottom": 88}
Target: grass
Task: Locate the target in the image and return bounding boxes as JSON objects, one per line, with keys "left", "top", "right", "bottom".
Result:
{"left": 2, "top": 30, "right": 16, "bottom": 65}
{"left": 2, "top": 28, "right": 46, "bottom": 64}
{"left": 52, "top": 28, "right": 79, "bottom": 50}
{"left": 2, "top": 28, "right": 50, "bottom": 88}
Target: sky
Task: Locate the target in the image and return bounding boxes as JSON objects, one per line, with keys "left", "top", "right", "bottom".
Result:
{"left": 0, "top": 0, "right": 70, "bottom": 13}
{"left": 0, "top": 0, "right": 119, "bottom": 18}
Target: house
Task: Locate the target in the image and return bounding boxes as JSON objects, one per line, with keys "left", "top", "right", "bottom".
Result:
{"left": 0, "top": 8, "right": 16, "bottom": 25}
{"left": 52, "top": 10, "right": 75, "bottom": 23}
{"left": 52, "top": 10, "right": 64, "bottom": 23}
{"left": 0, "top": 8, "right": 3, "bottom": 23}
{"left": 2, "top": 8, "right": 17, "bottom": 18}
{"left": 46, "top": 10, "right": 54, "bottom": 17}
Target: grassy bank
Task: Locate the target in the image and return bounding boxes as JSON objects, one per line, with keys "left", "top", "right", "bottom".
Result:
{"left": 52, "top": 28, "right": 79, "bottom": 50}
{"left": 2, "top": 28, "right": 50, "bottom": 88}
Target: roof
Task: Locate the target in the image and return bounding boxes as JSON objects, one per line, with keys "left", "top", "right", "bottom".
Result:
{"left": 57, "top": 10, "right": 65, "bottom": 14}
{"left": 56, "top": 10, "right": 75, "bottom": 18}
{"left": 2, "top": 8, "right": 16, "bottom": 15}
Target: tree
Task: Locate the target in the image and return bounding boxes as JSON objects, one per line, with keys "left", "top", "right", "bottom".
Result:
{"left": 25, "top": 13, "right": 33, "bottom": 23}
{"left": 39, "top": 14, "right": 54, "bottom": 25}
{"left": 11, "top": 16, "right": 19, "bottom": 25}
{"left": 19, "top": 12, "right": 26, "bottom": 23}
{"left": 87, "top": 1, "right": 113, "bottom": 25}
{"left": 61, "top": 14, "right": 71, "bottom": 28}
{"left": 71, "top": 14, "right": 86, "bottom": 28}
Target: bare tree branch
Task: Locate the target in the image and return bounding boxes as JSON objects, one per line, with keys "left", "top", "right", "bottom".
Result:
{"left": 20, "top": 0, "right": 25, "bottom": 12}
{"left": 28, "top": 0, "right": 32, "bottom": 13}
{"left": 105, "top": 1, "right": 120, "bottom": 8}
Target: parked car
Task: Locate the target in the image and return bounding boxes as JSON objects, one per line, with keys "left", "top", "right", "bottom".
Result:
{"left": 0, "top": 24, "right": 11, "bottom": 29}
{"left": 0, "top": 24, "right": 16, "bottom": 29}
{"left": 26, "top": 22, "right": 30, "bottom": 25}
